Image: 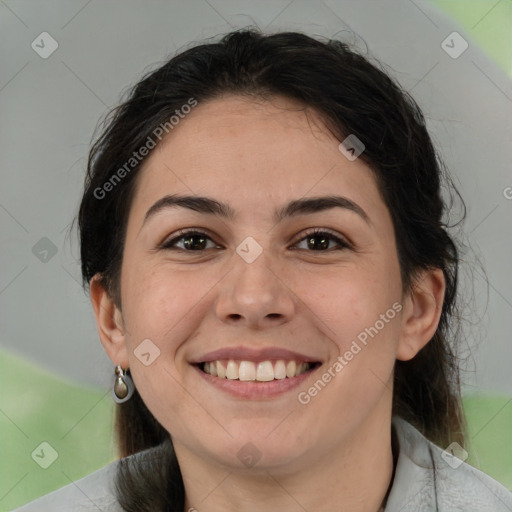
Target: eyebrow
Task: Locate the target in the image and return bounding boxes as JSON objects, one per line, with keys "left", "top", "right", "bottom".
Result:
{"left": 142, "top": 194, "right": 371, "bottom": 227}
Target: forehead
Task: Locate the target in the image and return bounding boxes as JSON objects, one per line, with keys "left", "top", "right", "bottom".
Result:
{"left": 128, "top": 95, "right": 384, "bottom": 224}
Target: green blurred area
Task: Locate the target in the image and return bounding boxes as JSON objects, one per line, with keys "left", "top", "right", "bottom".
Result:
{"left": 1, "top": 348, "right": 511, "bottom": 511}
{"left": 464, "top": 395, "right": 512, "bottom": 490}
{"left": 0, "top": 349, "right": 116, "bottom": 511}
{"left": 433, "top": 0, "right": 512, "bottom": 78}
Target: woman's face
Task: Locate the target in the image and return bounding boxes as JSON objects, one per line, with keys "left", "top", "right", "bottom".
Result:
{"left": 104, "top": 95, "right": 411, "bottom": 470}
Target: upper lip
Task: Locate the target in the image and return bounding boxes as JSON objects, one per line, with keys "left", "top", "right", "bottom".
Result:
{"left": 189, "top": 346, "right": 322, "bottom": 364}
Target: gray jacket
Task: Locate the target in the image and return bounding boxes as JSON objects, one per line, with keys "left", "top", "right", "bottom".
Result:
{"left": 14, "top": 416, "right": 512, "bottom": 511}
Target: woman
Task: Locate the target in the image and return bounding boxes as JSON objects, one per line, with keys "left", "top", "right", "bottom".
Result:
{"left": 15, "top": 29, "right": 512, "bottom": 511}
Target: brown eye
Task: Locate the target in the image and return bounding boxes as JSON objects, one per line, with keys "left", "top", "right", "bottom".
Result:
{"left": 160, "top": 230, "right": 218, "bottom": 251}
{"left": 294, "top": 229, "right": 351, "bottom": 251}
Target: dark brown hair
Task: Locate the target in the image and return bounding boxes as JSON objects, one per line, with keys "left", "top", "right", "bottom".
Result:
{"left": 78, "top": 28, "right": 466, "bottom": 511}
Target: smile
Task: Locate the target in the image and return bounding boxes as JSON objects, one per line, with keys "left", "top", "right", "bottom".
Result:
{"left": 200, "top": 359, "right": 318, "bottom": 381}
{"left": 191, "top": 346, "right": 323, "bottom": 398}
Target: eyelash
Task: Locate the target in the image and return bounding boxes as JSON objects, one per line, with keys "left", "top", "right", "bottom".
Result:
{"left": 158, "top": 228, "right": 352, "bottom": 252}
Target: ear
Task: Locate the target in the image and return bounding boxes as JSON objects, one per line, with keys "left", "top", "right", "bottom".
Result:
{"left": 89, "top": 274, "right": 129, "bottom": 367}
{"left": 397, "top": 268, "right": 445, "bottom": 361}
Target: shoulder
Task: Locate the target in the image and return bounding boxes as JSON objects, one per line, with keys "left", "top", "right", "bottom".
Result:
{"left": 12, "top": 446, "right": 162, "bottom": 512}
{"left": 386, "top": 416, "right": 512, "bottom": 512}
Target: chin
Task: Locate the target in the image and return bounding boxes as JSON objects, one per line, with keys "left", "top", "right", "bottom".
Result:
{"left": 202, "top": 430, "right": 312, "bottom": 472}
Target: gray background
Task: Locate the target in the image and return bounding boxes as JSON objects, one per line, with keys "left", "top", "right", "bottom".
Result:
{"left": 1, "top": 0, "right": 511, "bottom": 394}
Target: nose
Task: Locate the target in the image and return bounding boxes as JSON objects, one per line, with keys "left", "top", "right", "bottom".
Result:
{"left": 214, "top": 247, "right": 296, "bottom": 330}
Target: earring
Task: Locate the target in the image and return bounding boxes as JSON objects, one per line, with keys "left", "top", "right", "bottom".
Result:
{"left": 112, "top": 365, "right": 134, "bottom": 403}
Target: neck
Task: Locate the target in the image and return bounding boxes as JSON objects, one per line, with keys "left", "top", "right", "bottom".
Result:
{"left": 176, "top": 406, "right": 395, "bottom": 512}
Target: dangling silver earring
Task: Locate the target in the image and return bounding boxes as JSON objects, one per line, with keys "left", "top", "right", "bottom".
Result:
{"left": 112, "top": 365, "right": 134, "bottom": 403}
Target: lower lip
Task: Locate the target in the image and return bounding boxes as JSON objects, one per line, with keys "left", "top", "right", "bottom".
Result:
{"left": 193, "top": 364, "right": 320, "bottom": 399}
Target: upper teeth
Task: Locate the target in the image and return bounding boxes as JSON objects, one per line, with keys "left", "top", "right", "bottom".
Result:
{"left": 202, "top": 360, "right": 312, "bottom": 381}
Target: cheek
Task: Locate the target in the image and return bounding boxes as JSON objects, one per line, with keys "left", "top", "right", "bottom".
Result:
{"left": 298, "top": 263, "right": 402, "bottom": 353}
{"left": 299, "top": 267, "right": 401, "bottom": 415}
{"left": 121, "top": 261, "right": 222, "bottom": 359}
{"left": 120, "top": 266, "right": 213, "bottom": 429}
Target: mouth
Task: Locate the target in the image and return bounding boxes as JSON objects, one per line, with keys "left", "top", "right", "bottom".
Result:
{"left": 198, "top": 359, "right": 320, "bottom": 381}
{"left": 191, "top": 349, "right": 322, "bottom": 399}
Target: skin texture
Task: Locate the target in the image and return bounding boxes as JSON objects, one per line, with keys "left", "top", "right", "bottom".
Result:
{"left": 90, "top": 95, "right": 445, "bottom": 512}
